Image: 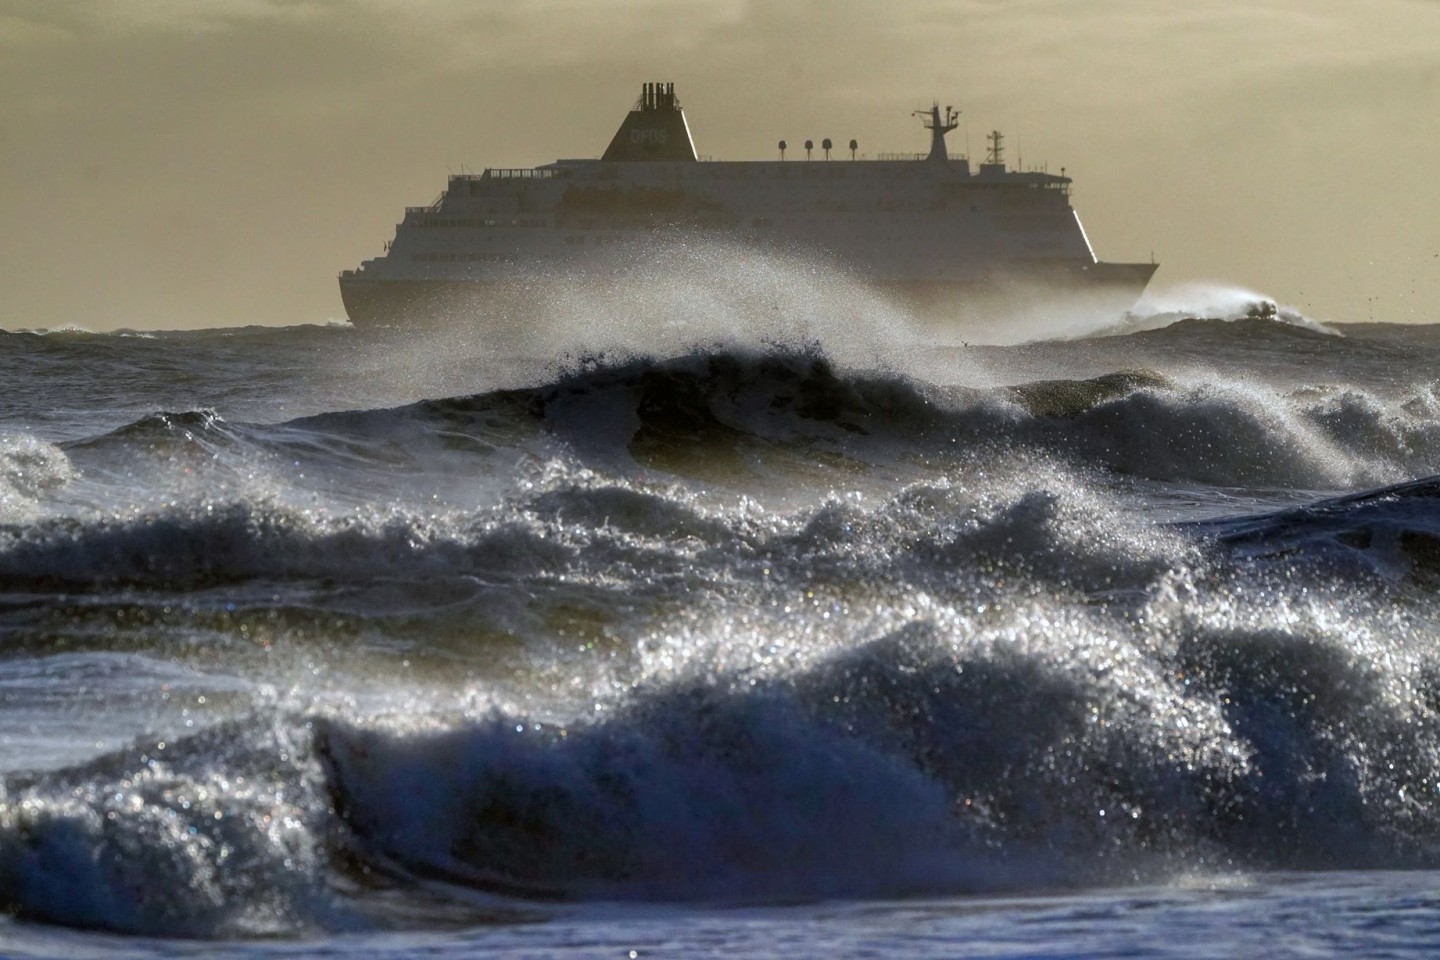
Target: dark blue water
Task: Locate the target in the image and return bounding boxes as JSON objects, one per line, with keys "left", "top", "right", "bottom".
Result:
{"left": 3, "top": 279, "right": 1440, "bottom": 957}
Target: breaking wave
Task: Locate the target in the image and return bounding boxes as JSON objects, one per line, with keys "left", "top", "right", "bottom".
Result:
{"left": 1203, "top": 475, "right": 1440, "bottom": 584}
{"left": 43, "top": 344, "right": 1440, "bottom": 497}
{"left": 1108, "top": 284, "right": 1340, "bottom": 338}
{"left": 5, "top": 565, "right": 1440, "bottom": 936}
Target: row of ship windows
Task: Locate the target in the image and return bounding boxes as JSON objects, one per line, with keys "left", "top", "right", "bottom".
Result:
{"left": 410, "top": 237, "right": 1065, "bottom": 259}
{"left": 411, "top": 211, "right": 1069, "bottom": 233}
{"left": 405, "top": 212, "right": 1065, "bottom": 241}
{"left": 412, "top": 252, "right": 505, "bottom": 262}
{"left": 415, "top": 217, "right": 779, "bottom": 232}
{"left": 416, "top": 218, "right": 549, "bottom": 228}
{"left": 421, "top": 197, "right": 1047, "bottom": 225}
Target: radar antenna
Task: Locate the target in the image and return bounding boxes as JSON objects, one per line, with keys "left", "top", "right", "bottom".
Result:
{"left": 914, "top": 102, "right": 960, "bottom": 161}
{"left": 986, "top": 129, "right": 1005, "bottom": 166}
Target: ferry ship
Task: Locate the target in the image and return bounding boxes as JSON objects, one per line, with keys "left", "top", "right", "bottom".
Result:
{"left": 339, "top": 82, "right": 1156, "bottom": 329}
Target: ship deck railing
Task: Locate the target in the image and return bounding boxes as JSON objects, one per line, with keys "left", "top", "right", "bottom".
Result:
{"left": 479, "top": 168, "right": 564, "bottom": 180}
{"left": 406, "top": 192, "right": 446, "bottom": 214}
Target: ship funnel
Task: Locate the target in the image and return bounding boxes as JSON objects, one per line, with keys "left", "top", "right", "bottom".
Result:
{"left": 602, "top": 82, "right": 698, "bottom": 162}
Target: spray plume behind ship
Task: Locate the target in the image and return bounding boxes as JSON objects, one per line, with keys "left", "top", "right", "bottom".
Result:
{"left": 339, "top": 82, "right": 1157, "bottom": 334}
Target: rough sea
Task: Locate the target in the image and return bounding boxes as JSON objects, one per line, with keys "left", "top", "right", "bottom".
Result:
{"left": 4, "top": 265, "right": 1440, "bottom": 958}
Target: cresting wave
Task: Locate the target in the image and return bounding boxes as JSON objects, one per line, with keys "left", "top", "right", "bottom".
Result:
{"left": 30, "top": 337, "right": 1440, "bottom": 497}
{"left": 7, "top": 447, "right": 1440, "bottom": 607}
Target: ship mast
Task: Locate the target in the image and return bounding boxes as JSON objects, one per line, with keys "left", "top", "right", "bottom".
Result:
{"left": 914, "top": 102, "right": 960, "bottom": 161}
{"left": 986, "top": 129, "right": 1005, "bottom": 166}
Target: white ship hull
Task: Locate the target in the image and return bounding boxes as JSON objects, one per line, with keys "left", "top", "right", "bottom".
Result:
{"left": 339, "top": 261, "right": 1158, "bottom": 330}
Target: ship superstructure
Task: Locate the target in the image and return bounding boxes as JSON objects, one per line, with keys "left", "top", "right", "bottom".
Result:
{"left": 339, "top": 83, "right": 1156, "bottom": 327}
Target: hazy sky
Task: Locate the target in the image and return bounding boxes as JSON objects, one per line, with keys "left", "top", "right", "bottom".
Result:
{"left": 3, "top": 0, "right": 1439, "bottom": 330}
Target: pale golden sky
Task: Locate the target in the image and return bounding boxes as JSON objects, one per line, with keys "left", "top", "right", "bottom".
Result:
{"left": 3, "top": 0, "right": 1438, "bottom": 330}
